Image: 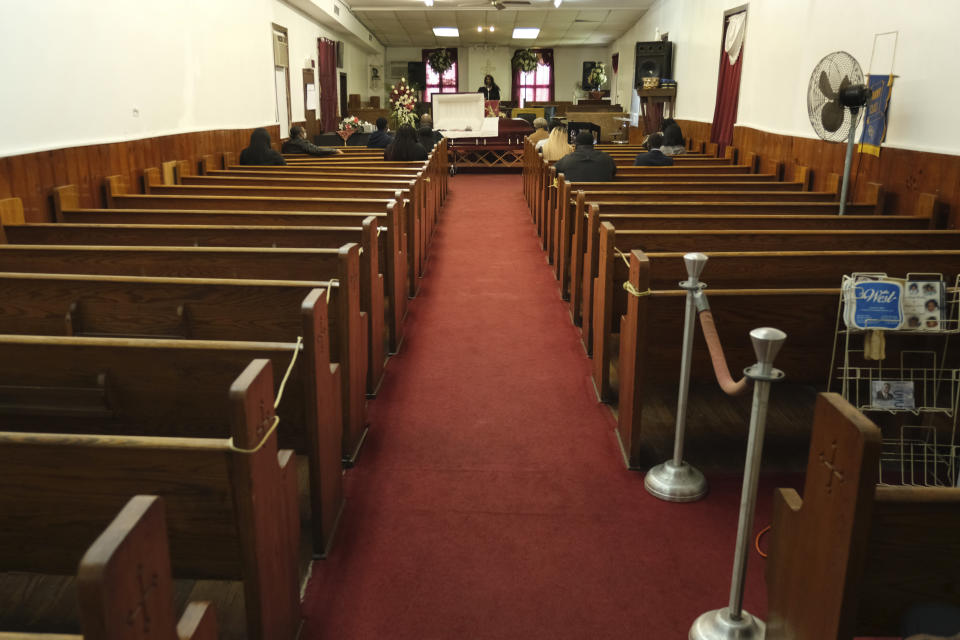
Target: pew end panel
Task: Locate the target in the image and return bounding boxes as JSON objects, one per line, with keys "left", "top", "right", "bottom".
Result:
{"left": 142, "top": 167, "right": 162, "bottom": 193}
{"left": 0, "top": 198, "right": 26, "bottom": 243}
{"left": 161, "top": 161, "right": 178, "bottom": 186}
{"left": 199, "top": 154, "right": 217, "bottom": 176}
{"left": 336, "top": 242, "right": 369, "bottom": 464}
{"left": 227, "top": 358, "right": 302, "bottom": 640}
{"left": 792, "top": 165, "right": 811, "bottom": 191}
{"left": 51, "top": 186, "right": 81, "bottom": 222}
{"left": 766, "top": 393, "right": 960, "bottom": 639}
{"left": 765, "top": 393, "right": 881, "bottom": 640}
{"left": 300, "top": 289, "right": 346, "bottom": 557}
{"left": 360, "top": 216, "right": 386, "bottom": 395}
{"left": 102, "top": 175, "right": 128, "bottom": 208}
{"left": 76, "top": 494, "right": 219, "bottom": 640}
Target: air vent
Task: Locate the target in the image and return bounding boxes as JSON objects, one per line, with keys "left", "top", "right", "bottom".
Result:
{"left": 333, "top": 4, "right": 340, "bottom": 15}
{"left": 574, "top": 18, "right": 600, "bottom": 22}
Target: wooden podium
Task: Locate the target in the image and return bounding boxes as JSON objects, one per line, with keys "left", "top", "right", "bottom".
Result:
{"left": 637, "top": 87, "right": 676, "bottom": 135}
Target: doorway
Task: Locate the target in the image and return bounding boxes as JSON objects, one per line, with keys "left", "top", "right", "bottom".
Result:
{"left": 339, "top": 73, "right": 348, "bottom": 119}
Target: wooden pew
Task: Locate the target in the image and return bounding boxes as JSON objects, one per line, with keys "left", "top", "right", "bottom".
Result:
{"left": 572, "top": 207, "right": 935, "bottom": 331}
{"left": 765, "top": 393, "right": 960, "bottom": 639}
{"left": 0, "top": 244, "right": 367, "bottom": 465}
{"left": 0, "top": 277, "right": 345, "bottom": 553}
{"left": 554, "top": 194, "right": 884, "bottom": 295}
{"left": 531, "top": 162, "right": 782, "bottom": 239}
{"left": 43, "top": 187, "right": 409, "bottom": 350}
{"left": 94, "top": 175, "right": 428, "bottom": 297}
{"left": 611, "top": 249, "right": 960, "bottom": 469}
{"left": 0, "top": 206, "right": 396, "bottom": 390}
{"left": 0, "top": 357, "right": 301, "bottom": 640}
{"left": 0, "top": 495, "right": 218, "bottom": 640}
{"left": 586, "top": 225, "right": 960, "bottom": 360}
{"left": 140, "top": 174, "right": 434, "bottom": 283}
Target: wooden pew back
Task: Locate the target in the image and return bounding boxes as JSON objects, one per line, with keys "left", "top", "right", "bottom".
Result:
{"left": 0, "top": 358, "right": 300, "bottom": 640}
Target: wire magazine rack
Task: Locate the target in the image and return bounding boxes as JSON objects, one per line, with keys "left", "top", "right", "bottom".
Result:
{"left": 828, "top": 274, "right": 960, "bottom": 487}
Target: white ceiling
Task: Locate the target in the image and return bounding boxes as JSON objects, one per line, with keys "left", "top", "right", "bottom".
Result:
{"left": 348, "top": 0, "right": 654, "bottom": 47}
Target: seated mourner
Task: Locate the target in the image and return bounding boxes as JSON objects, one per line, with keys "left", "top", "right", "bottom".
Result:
{"left": 553, "top": 130, "right": 617, "bottom": 182}
{"left": 538, "top": 125, "right": 573, "bottom": 161}
{"left": 367, "top": 117, "right": 393, "bottom": 149}
{"left": 527, "top": 118, "right": 549, "bottom": 144}
{"left": 384, "top": 124, "right": 427, "bottom": 161}
{"left": 239, "top": 127, "right": 285, "bottom": 166}
{"left": 418, "top": 113, "right": 442, "bottom": 151}
{"left": 660, "top": 119, "right": 687, "bottom": 156}
{"left": 633, "top": 132, "right": 674, "bottom": 167}
{"left": 281, "top": 125, "right": 342, "bottom": 156}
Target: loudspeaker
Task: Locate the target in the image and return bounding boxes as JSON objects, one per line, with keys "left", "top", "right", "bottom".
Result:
{"left": 582, "top": 61, "right": 598, "bottom": 90}
{"left": 407, "top": 61, "right": 426, "bottom": 89}
{"left": 634, "top": 41, "right": 673, "bottom": 85}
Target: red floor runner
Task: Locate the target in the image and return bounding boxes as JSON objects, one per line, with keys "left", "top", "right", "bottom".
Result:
{"left": 301, "top": 172, "right": 800, "bottom": 639}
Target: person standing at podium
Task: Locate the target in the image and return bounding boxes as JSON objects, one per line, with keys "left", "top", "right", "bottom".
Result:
{"left": 478, "top": 74, "right": 501, "bottom": 101}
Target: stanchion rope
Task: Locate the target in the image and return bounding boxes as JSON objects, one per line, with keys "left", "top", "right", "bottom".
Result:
{"left": 228, "top": 335, "right": 303, "bottom": 454}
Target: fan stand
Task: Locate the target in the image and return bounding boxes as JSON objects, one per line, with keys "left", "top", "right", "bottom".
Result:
{"left": 838, "top": 106, "right": 860, "bottom": 216}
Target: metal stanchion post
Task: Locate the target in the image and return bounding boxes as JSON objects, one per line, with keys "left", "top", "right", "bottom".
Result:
{"left": 645, "top": 252, "right": 709, "bottom": 502}
{"left": 689, "top": 327, "right": 787, "bottom": 640}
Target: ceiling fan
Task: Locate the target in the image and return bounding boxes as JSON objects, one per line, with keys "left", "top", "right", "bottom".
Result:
{"left": 455, "top": 0, "right": 532, "bottom": 9}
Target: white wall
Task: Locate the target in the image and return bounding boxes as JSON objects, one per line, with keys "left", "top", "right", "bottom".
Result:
{"left": 0, "top": 0, "right": 384, "bottom": 157}
{"left": 554, "top": 46, "right": 609, "bottom": 101}
{"left": 609, "top": 0, "right": 960, "bottom": 155}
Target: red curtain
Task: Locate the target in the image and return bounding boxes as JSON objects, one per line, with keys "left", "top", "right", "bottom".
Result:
{"left": 511, "top": 48, "right": 554, "bottom": 103}
{"left": 710, "top": 15, "right": 745, "bottom": 153}
{"left": 317, "top": 38, "right": 338, "bottom": 132}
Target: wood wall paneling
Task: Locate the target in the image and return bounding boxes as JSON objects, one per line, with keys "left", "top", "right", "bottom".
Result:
{"left": 724, "top": 123, "right": 960, "bottom": 223}
{"left": 0, "top": 125, "right": 280, "bottom": 222}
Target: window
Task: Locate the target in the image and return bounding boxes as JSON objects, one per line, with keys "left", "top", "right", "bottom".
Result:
{"left": 513, "top": 48, "right": 554, "bottom": 103}
{"left": 422, "top": 49, "right": 459, "bottom": 104}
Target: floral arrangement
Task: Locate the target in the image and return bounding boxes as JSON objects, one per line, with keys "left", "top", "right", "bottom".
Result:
{"left": 427, "top": 48, "right": 454, "bottom": 75}
{"left": 587, "top": 62, "right": 608, "bottom": 89}
{"left": 338, "top": 115, "right": 363, "bottom": 131}
{"left": 512, "top": 49, "right": 540, "bottom": 73}
{"left": 389, "top": 77, "right": 419, "bottom": 128}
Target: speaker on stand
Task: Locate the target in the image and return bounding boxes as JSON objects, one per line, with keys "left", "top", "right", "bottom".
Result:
{"left": 634, "top": 41, "right": 674, "bottom": 135}
{"left": 634, "top": 41, "right": 673, "bottom": 86}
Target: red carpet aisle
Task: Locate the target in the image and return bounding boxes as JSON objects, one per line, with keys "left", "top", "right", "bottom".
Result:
{"left": 301, "top": 173, "right": 797, "bottom": 639}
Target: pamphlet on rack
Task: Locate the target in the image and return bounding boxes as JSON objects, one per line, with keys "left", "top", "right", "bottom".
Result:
{"left": 871, "top": 380, "right": 916, "bottom": 410}
{"left": 842, "top": 273, "right": 948, "bottom": 331}
{"left": 842, "top": 274, "right": 903, "bottom": 330}
{"left": 902, "top": 277, "right": 945, "bottom": 331}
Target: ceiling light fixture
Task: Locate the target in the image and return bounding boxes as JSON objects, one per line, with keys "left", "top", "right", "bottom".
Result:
{"left": 553, "top": 0, "right": 561, "bottom": 6}
{"left": 433, "top": 27, "right": 459, "bottom": 37}
{"left": 423, "top": 0, "right": 433, "bottom": 5}
{"left": 489, "top": 25, "right": 495, "bottom": 32}
{"left": 512, "top": 27, "right": 540, "bottom": 39}
{"left": 477, "top": 25, "right": 483, "bottom": 32}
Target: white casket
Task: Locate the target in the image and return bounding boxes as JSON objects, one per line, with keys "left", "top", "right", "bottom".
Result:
{"left": 431, "top": 92, "right": 499, "bottom": 139}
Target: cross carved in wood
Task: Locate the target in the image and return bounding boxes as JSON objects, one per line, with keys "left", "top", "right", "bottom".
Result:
{"left": 818, "top": 440, "right": 845, "bottom": 494}
{"left": 127, "top": 563, "right": 158, "bottom": 632}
